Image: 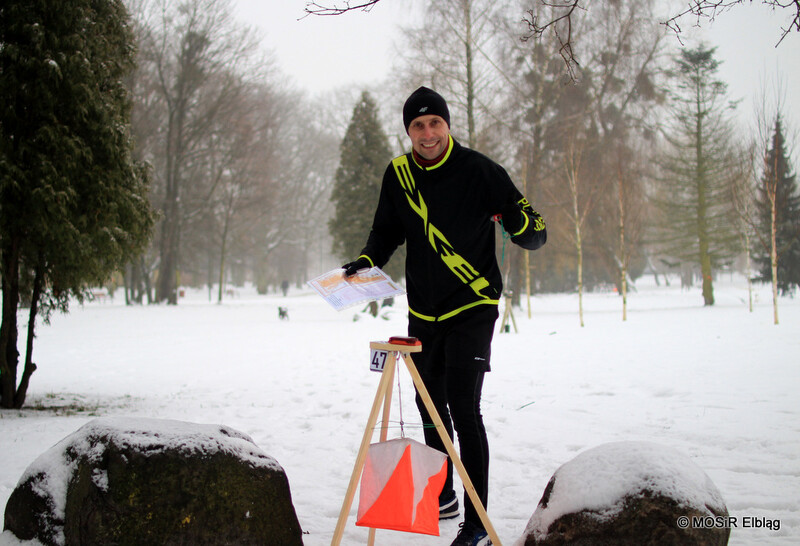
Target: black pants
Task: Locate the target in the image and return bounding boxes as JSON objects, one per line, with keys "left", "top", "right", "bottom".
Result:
{"left": 408, "top": 305, "right": 498, "bottom": 527}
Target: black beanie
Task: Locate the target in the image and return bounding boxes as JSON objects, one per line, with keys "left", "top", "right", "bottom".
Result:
{"left": 403, "top": 86, "right": 450, "bottom": 132}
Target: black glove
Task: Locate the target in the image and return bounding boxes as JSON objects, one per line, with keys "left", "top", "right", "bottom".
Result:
{"left": 498, "top": 204, "right": 525, "bottom": 235}
{"left": 342, "top": 256, "right": 372, "bottom": 277}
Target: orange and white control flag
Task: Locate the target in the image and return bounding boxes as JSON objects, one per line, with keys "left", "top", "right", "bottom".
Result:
{"left": 356, "top": 438, "right": 448, "bottom": 536}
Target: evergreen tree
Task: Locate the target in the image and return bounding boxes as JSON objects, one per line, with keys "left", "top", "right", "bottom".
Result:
{"left": 754, "top": 117, "right": 800, "bottom": 295}
{"left": 329, "top": 91, "right": 404, "bottom": 281}
{"left": 0, "top": 0, "right": 154, "bottom": 408}
{"left": 652, "top": 45, "right": 740, "bottom": 306}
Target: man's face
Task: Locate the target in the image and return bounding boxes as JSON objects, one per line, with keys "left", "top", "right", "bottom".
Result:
{"left": 408, "top": 115, "right": 450, "bottom": 160}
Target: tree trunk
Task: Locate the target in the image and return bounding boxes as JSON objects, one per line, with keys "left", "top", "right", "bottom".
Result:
{"left": 744, "top": 231, "right": 754, "bottom": 313}
{"left": 126, "top": 259, "right": 147, "bottom": 305}
{"left": 124, "top": 263, "right": 132, "bottom": 305}
{"left": 463, "top": 0, "right": 476, "bottom": 149}
{"left": 218, "top": 224, "right": 229, "bottom": 304}
{"left": 695, "top": 88, "right": 714, "bottom": 307}
{"left": 575, "top": 211, "right": 584, "bottom": 328}
{"left": 156, "top": 67, "right": 190, "bottom": 305}
{"left": 15, "top": 261, "right": 44, "bottom": 408}
{"left": 617, "top": 160, "right": 628, "bottom": 322}
{"left": 522, "top": 145, "right": 533, "bottom": 319}
{"left": 0, "top": 236, "right": 21, "bottom": 409}
{"left": 770, "top": 194, "right": 780, "bottom": 324}
{"left": 156, "top": 193, "right": 180, "bottom": 305}
{"left": 570, "top": 174, "right": 584, "bottom": 328}
{"left": 565, "top": 138, "right": 585, "bottom": 327}
{"left": 141, "top": 257, "right": 154, "bottom": 304}
{"left": 700, "top": 246, "right": 714, "bottom": 306}
{"left": 508, "top": 246, "right": 522, "bottom": 307}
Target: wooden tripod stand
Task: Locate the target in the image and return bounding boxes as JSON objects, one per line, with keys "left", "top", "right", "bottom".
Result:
{"left": 331, "top": 338, "right": 502, "bottom": 546}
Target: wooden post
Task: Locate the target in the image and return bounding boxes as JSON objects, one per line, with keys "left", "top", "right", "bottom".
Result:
{"left": 525, "top": 251, "right": 532, "bottom": 319}
{"left": 499, "top": 291, "right": 517, "bottom": 334}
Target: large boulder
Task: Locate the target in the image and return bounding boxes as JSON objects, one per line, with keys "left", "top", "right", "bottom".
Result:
{"left": 4, "top": 417, "right": 303, "bottom": 545}
{"left": 521, "top": 442, "right": 729, "bottom": 546}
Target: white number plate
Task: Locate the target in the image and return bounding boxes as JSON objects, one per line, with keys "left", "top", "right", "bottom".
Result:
{"left": 370, "top": 349, "right": 389, "bottom": 372}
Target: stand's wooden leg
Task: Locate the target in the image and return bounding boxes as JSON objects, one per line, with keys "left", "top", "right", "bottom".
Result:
{"left": 331, "top": 353, "right": 397, "bottom": 546}
{"left": 367, "top": 355, "right": 396, "bottom": 546}
{"left": 378, "top": 355, "right": 396, "bottom": 444}
{"left": 400, "top": 353, "right": 503, "bottom": 546}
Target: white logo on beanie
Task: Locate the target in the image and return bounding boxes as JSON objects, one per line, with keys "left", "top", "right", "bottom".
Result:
{"left": 419, "top": 107, "right": 428, "bottom": 112}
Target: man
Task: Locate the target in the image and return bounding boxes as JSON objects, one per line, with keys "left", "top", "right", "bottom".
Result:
{"left": 343, "top": 86, "right": 546, "bottom": 546}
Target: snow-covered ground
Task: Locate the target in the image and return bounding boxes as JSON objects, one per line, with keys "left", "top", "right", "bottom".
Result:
{"left": 1, "top": 275, "right": 797, "bottom": 545}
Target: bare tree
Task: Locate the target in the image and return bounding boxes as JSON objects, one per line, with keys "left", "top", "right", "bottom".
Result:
{"left": 498, "top": 0, "right": 662, "bottom": 299}
{"left": 731, "top": 143, "right": 758, "bottom": 312}
{"left": 490, "top": 0, "right": 572, "bottom": 299}
{"left": 128, "top": 0, "right": 342, "bottom": 299}
{"left": 134, "top": 0, "right": 264, "bottom": 304}
{"left": 612, "top": 141, "right": 648, "bottom": 321}
{"left": 758, "top": 120, "right": 783, "bottom": 323}
{"left": 579, "top": 0, "right": 664, "bottom": 305}
{"left": 523, "top": 0, "right": 799, "bottom": 74}
{"left": 395, "top": 0, "right": 501, "bottom": 150}
{"left": 198, "top": 83, "right": 282, "bottom": 302}
{"left": 749, "top": 74, "right": 799, "bottom": 322}
{"left": 245, "top": 89, "right": 342, "bottom": 291}
{"left": 560, "top": 131, "right": 596, "bottom": 326}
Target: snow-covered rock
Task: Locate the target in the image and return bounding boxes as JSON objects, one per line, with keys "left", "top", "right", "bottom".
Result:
{"left": 519, "top": 441, "right": 730, "bottom": 545}
{"left": 3, "top": 417, "right": 302, "bottom": 545}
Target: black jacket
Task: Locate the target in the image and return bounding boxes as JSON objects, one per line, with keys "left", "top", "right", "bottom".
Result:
{"left": 359, "top": 137, "right": 546, "bottom": 321}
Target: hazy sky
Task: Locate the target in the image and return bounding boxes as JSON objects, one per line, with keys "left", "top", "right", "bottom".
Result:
{"left": 698, "top": 4, "right": 799, "bottom": 140}
{"left": 234, "top": 1, "right": 799, "bottom": 158}
{"left": 233, "top": 0, "right": 405, "bottom": 92}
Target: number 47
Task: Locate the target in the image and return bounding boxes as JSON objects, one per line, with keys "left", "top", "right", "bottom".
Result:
{"left": 369, "top": 349, "right": 389, "bottom": 372}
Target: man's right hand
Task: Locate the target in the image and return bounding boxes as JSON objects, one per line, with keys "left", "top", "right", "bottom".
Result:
{"left": 342, "top": 256, "right": 372, "bottom": 277}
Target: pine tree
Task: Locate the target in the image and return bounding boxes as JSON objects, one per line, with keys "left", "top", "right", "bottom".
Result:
{"left": 329, "top": 91, "right": 404, "bottom": 281}
{"left": 754, "top": 116, "right": 800, "bottom": 295}
{"left": 652, "top": 45, "right": 740, "bottom": 306}
{"left": 0, "top": 0, "right": 154, "bottom": 408}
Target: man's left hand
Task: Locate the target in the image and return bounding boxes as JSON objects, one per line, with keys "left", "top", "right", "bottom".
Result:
{"left": 498, "top": 204, "right": 524, "bottom": 235}
{"left": 342, "top": 257, "right": 372, "bottom": 277}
